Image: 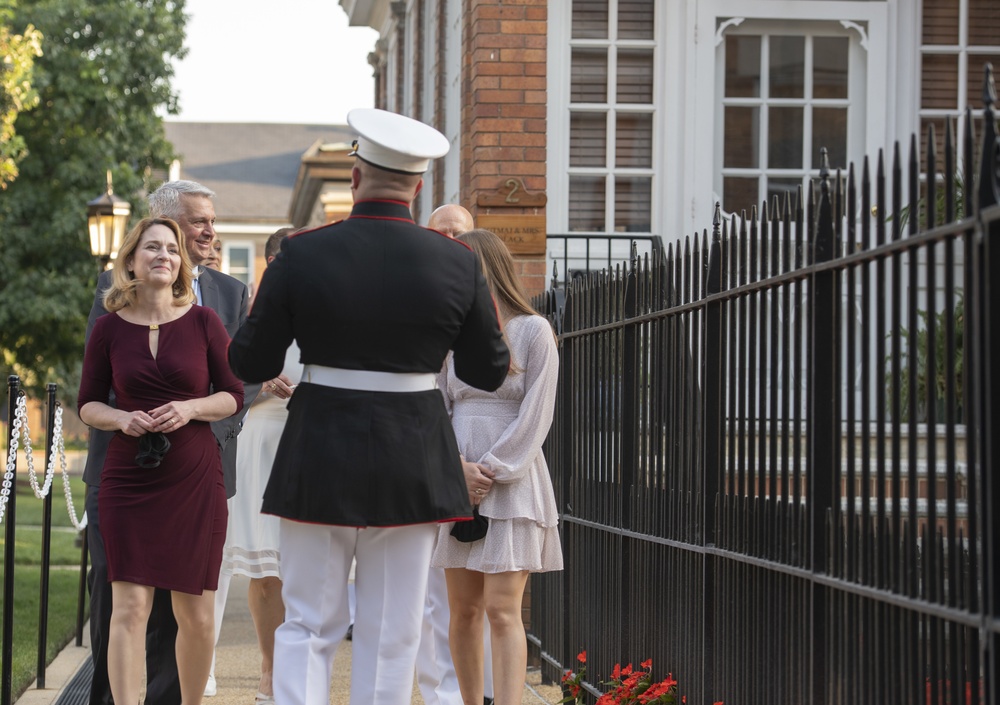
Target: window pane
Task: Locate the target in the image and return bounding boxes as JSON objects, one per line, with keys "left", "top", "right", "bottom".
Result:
{"left": 769, "top": 106, "right": 803, "bottom": 168}
{"left": 229, "top": 248, "right": 249, "bottom": 269}
{"left": 617, "top": 50, "right": 654, "bottom": 104}
{"left": 969, "top": 0, "right": 1000, "bottom": 46}
{"left": 813, "top": 37, "right": 848, "bottom": 99}
{"left": 767, "top": 177, "right": 802, "bottom": 213}
{"left": 226, "top": 247, "right": 251, "bottom": 287}
{"left": 572, "top": 0, "right": 608, "bottom": 39}
{"left": 723, "top": 176, "right": 759, "bottom": 215}
{"left": 616, "top": 113, "right": 652, "bottom": 168}
{"left": 570, "top": 176, "right": 606, "bottom": 231}
{"left": 923, "top": 0, "right": 959, "bottom": 44}
{"left": 614, "top": 176, "right": 652, "bottom": 232}
{"left": 618, "top": 0, "right": 653, "bottom": 40}
{"left": 968, "top": 54, "right": 1000, "bottom": 109}
{"left": 572, "top": 49, "right": 608, "bottom": 103}
{"left": 571, "top": 112, "right": 607, "bottom": 167}
{"left": 770, "top": 36, "right": 805, "bottom": 98}
{"left": 921, "top": 54, "right": 958, "bottom": 109}
{"left": 724, "top": 106, "right": 759, "bottom": 168}
{"left": 725, "top": 35, "right": 761, "bottom": 98}
{"left": 813, "top": 107, "right": 847, "bottom": 170}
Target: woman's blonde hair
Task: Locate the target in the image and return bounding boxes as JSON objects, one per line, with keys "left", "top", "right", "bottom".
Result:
{"left": 103, "top": 218, "right": 195, "bottom": 312}
{"left": 457, "top": 228, "right": 552, "bottom": 373}
{"left": 457, "top": 229, "right": 539, "bottom": 320}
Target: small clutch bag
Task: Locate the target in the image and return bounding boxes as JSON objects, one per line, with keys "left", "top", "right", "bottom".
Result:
{"left": 135, "top": 432, "right": 171, "bottom": 469}
{"left": 450, "top": 506, "right": 489, "bottom": 543}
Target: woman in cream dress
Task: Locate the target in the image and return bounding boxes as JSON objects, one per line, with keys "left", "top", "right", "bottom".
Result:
{"left": 432, "top": 229, "right": 562, "bottom": 705}
{"left": 219, "top": 228, "right": 301, "bottom": 704}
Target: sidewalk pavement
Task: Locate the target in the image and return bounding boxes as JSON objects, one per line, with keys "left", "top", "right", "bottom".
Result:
{"left": 16, "top": 574, "right": 563, "bottom": 705}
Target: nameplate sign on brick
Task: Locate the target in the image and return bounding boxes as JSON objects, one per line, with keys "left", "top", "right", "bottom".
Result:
{"left": 477, "top": 215, "right": 547, "bottom": 256}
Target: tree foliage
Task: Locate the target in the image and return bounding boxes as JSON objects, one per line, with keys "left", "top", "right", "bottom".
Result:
{"left": 0, "top": 2, "right": 42, "bottom": 189}
{"left": 0, "top": 0, "right": 187, "bottom": 401}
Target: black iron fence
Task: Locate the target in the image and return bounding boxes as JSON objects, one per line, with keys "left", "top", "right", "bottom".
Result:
{"left": 546, "top": 234, "right": 665, "bottom": 289}
{"left": 1, "top": 378, "right": 89, "bottom": 705}
{"left": 529, "top": 68, "right": 1000, "bottom": 704}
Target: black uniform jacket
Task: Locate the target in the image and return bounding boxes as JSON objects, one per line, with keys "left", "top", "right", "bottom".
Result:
{"left": 228, "top": 199, "right": 510, "bottom": 527}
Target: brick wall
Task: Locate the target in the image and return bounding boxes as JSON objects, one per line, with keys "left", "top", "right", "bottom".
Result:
{"left": 515, "top": 256, "right": 548, "bottom": 300}
{"left": 463, "top": 0, "right": 548, "bottom": 299}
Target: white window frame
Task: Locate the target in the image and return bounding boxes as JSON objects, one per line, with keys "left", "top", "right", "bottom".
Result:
{"left": 402, "top": 0, "right": 416, "bottom": 116}
{"left": 690, "top": 1, "right": 888, "bottom": 235}
{"left": 412, "top": 0, "right": 433, "bottom": 220}
{"left": 222, "top": 240, "right": 255, "bottom": 291}
{"left": 547, "top": 0, "right": 669, "bottom": 239}
{"left": 713, "top": 20, "right": 866, "bottom": 219}
{"left": 442, "top": 0, "right": 463, "bottom": 206}
{"left": 918, "top": 0, "right": 1000, "bottom": 147}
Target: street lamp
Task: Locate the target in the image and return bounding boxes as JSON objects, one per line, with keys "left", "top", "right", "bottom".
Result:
{"left": 87, "top": 170, "right": 131, "bottom": 269}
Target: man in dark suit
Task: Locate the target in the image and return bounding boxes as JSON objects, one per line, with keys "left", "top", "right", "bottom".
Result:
{"left": 228, "top": 109, "right": 510, "bottom": 705}
{"left": 83, "top": 180, "right": 256, "bottom": 705}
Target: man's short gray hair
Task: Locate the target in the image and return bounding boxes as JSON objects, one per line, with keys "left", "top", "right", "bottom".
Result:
{"left": 148, "top": 180, "right": 215, "bottom": 220}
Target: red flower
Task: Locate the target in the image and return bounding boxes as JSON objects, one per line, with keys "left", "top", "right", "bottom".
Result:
{"left": 563, "top": 651, "right": 683, "bottom": 705}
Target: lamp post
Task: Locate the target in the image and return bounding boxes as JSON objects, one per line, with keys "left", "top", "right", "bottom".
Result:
{"left": 87, "top": 170, "right": 131, "bottom": 269}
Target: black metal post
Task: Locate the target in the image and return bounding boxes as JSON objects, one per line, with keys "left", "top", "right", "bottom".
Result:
{"left": 620, "top": 242, "right": 639, "bottom": 656}
{"left": 559, "top": 287, "right": 574, "bottom": 690}
{"left": 2, "top": 376, "right": 20, "bottom": 705}
{"left": 702, "top": 204, "right": 724, "bottom": 699}
{"left": 976, "top": 63, "right": 1000, "bottom": 705}
{"left": 809, "top": 151, "right": 838, "bottom": 703}
{"left": 75, "top": 520, "right": 88, "bottom": 648}
{"left": 36, "top": 384, "right": 57, "bottom": 688}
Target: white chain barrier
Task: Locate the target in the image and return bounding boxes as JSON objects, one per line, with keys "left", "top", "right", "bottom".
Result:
{"left": 0, "top": 393, "right": 27, "bottom": 526}
{"left": 26, "top": 395, "right": 47, "bottom": 498}
{"left": 2, "top": 393, "right": 85, "bottom": 529}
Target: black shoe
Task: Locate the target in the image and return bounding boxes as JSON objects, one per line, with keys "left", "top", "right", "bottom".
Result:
{"left": 345, "top": 624, "right": 353, "bottom": 641}
{"left": 484, "top": 699, "right": 494, "bottom": 705}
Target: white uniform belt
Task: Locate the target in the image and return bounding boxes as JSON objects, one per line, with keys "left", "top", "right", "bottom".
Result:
{"left": 302, "top": 365, "right": 437, "bottom": 392}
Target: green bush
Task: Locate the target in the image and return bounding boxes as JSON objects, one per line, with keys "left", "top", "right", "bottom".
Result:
{"left": 886, "top": 291, "right": 964, "bottom": 423}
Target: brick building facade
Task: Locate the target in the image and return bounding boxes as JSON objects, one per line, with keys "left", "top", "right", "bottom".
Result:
{"left": 340, "top": 0, "right": 999, "bottom": 295}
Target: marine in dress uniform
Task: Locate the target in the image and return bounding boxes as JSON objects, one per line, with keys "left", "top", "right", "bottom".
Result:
{"left": 228, "top": 108, "right": 510, "bottom": 705}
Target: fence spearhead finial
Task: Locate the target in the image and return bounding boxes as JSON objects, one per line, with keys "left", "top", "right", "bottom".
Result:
{"left": 819, "top": 147, "right": 831, "bottom": 193}
{"left": 984, "top": 62, "right": 996, "bottom": 110}
{"left": 978, "top": 62, "right": 999, "bottom": 211}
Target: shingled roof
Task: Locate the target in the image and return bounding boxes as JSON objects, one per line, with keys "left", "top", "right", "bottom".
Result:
{"left": 163, "top": 122, "right": 354, "bottom": 223}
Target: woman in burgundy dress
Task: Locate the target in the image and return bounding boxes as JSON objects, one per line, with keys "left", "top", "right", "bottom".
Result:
{"left": 79, "top": 217, "right": 244, "bottom": 705}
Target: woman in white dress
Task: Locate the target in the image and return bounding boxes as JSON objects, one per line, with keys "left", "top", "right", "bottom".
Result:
{"left": 431, "top": 228, "right": 563, "bottom": 705}
{"left": 219, "top": 228, "right": 301, "bottom": 704}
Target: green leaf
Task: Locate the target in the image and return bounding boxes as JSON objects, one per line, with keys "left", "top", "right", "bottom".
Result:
{"left": 0, "top": 0, "right": 184, "bottom": 402}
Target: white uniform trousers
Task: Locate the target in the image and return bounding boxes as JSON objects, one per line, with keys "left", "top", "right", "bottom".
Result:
{"left": 416, "top": 566, "right": 494, "bottom": 705}
{"left": 274, "top": 519, "right": 437, "bottom": 705}
{"left": 416, "top": 566, "right": 462, "bottom": 705}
